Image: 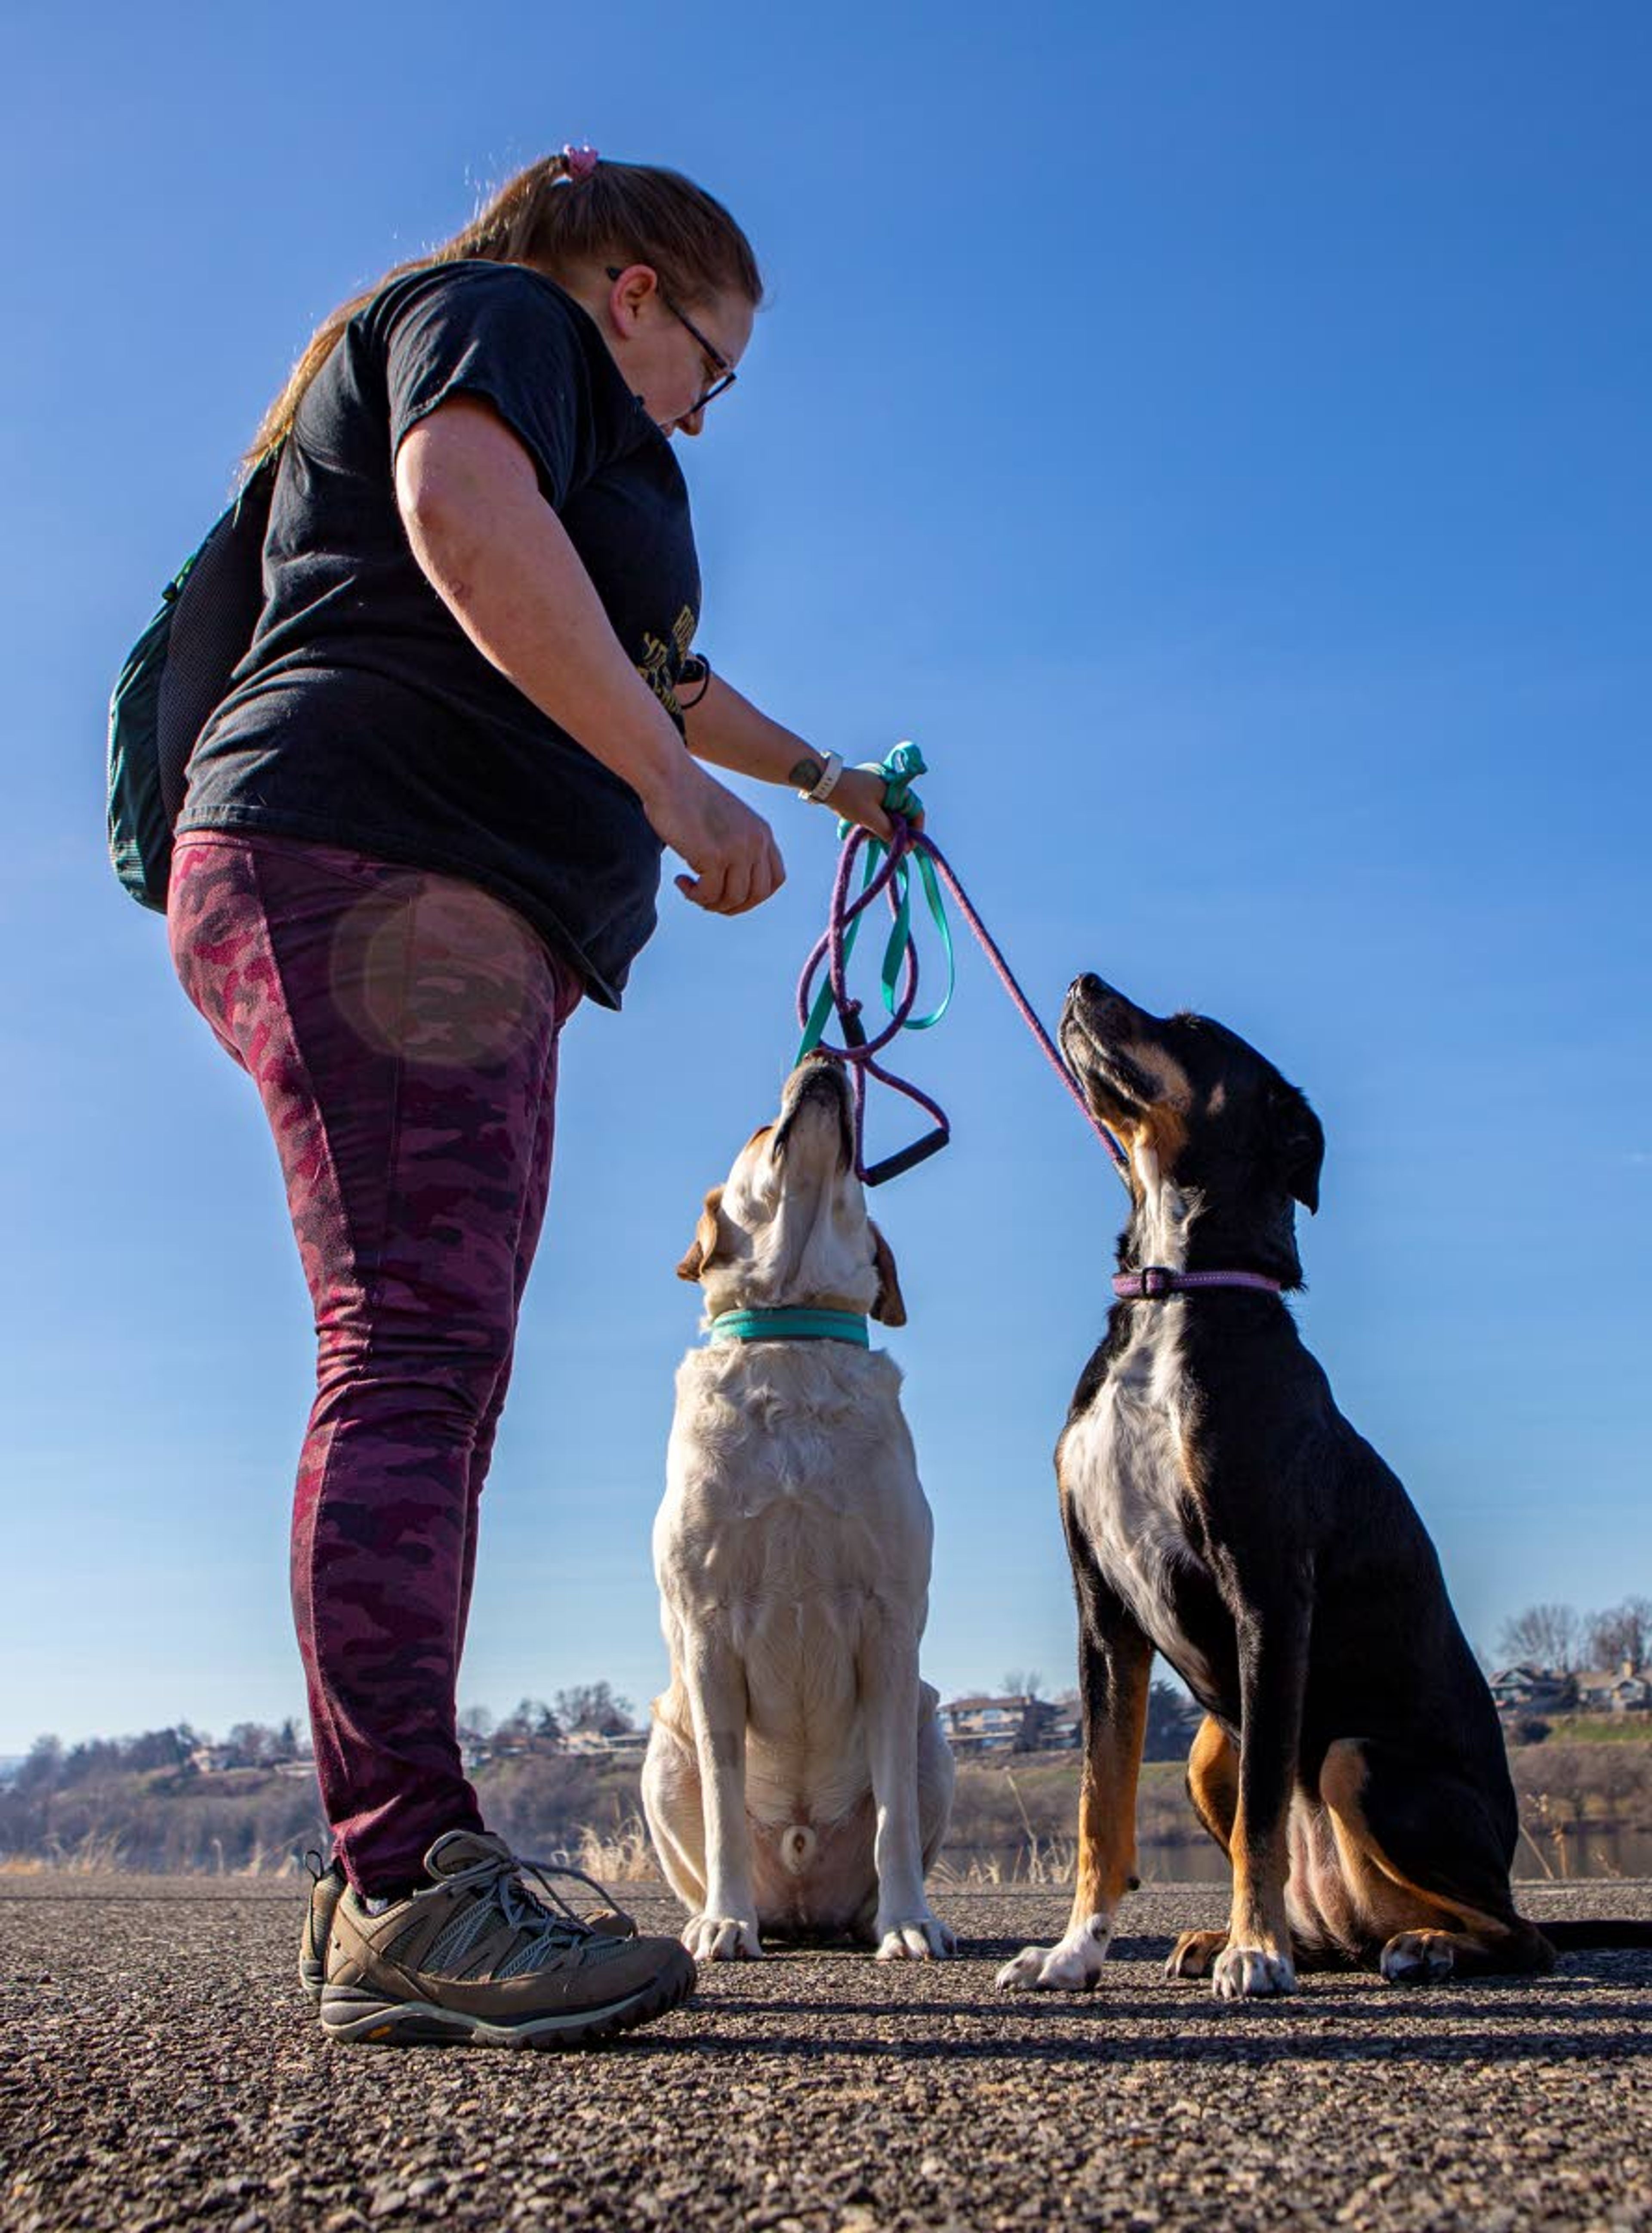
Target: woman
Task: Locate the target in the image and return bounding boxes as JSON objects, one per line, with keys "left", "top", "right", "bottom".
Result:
{"left": 168, "top": 147, "right": 888, "bottom": 2049}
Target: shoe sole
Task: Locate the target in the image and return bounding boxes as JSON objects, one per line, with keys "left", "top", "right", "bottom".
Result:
{"left": 317, "top": 1954, "right": 695, "bottom": 2050}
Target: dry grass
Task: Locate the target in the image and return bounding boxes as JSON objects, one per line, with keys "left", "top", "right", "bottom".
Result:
{"left": 932, "top": 1837, "right": 1079, "bottom": 1889}
{"left": 0, "top": 1831, "right": 129, "bottom": 1875}
{"left": 570, "top": 1816, "right": 659, "bottom": 1883}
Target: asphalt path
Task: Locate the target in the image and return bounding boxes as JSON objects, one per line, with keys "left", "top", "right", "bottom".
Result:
{"left": 5, "top": 1875, "right": 1650, "bottom": 2233}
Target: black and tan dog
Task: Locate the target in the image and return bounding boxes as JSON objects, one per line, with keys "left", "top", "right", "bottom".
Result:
{"left": 1001, "top": 973, "right": 1649, "bottom": 2001}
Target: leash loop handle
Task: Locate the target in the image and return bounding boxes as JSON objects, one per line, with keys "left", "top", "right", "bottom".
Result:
{"left": 862, "top": 1129, "right": 951, "bottom": 1186}
{"left": 792, "top": 743, "right": 1128, "bottom": 1186}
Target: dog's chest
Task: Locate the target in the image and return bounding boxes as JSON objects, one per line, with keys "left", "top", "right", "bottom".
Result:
{"left": 662, "top": 1345, "right": 928, "bottom": 1606}
{"left": 1060, "top": 1309, "right": 1212, "bottom": 1667}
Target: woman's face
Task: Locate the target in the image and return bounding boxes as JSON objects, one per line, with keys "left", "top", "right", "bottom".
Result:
{"left": 599, "top": 266, "right": 753, "bottom": 439}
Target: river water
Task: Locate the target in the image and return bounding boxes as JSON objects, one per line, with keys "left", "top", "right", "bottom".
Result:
{"left": 942, "top": 1827, "right": 1652, "bottom": 1887}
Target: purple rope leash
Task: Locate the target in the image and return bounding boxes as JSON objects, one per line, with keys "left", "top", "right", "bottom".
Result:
{"left": 795, "top": 821, "right": 950, "bottom": 1183}
{"left": 795, "top": 816, "right": 1129, "bottom": 1185}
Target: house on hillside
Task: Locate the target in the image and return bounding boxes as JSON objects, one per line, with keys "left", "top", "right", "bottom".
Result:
{"left": 490, "top": 1730, "right": 563, "bottom": 1760}
{"left": 1573, "top": 1662, "right": 1652, "bottom": 1715}
{"left": 562, "top": 1728, "right": 647, "bottom": 1758}
{"left": 1039, "top": 1706, "right": 1082, "bottom": 1752}
{"left": 598, "top": 1728, "right": 649, "bottom": 1760}
{"left": 1487, "top": 1665, "right": 1574, "bottom": 1717}
{"left": 939, "top": 1695, "right": 1060, "bottom": 1756}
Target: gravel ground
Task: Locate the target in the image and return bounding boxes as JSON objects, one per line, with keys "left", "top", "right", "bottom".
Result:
{"left": 4, "top": 1875, "right": 1650, "bottom": 2233}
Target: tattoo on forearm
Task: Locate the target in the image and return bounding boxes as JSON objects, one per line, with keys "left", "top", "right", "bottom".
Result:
{"left": 790, "top": 757, "right": 824, "bottom": 791}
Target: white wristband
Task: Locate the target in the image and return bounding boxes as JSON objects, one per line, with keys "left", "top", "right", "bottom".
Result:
{"left": 800, "top": 750, "right": 844, "bottom": 804}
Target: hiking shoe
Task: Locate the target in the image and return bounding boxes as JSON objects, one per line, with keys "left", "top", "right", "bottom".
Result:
{"left": 318, "top": 1829, "right": 693, "bottom": 2049}
{"left": 301, "top": 1852, "right": 348, "bottom": 2003}
{"left": 302, "top": 1847, "right": 628, "bottom": 2004}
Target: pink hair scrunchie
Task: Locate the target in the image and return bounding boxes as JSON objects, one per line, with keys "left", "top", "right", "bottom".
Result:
{"left": 561, "top": 144, "right": 599, "bottom": 182}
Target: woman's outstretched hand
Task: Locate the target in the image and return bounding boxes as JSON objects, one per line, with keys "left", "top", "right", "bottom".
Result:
{"left": 646, "top": 759, "right": 786, "bottom": 915}
{"left": 827, "top": 765, "right": 923, "bottom": 845}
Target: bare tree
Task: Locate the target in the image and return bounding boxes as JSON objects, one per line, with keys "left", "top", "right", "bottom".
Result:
{"left": 1496, "top": 1603, "right": 1584, "bottom": 1673}
{"left": 16, "top": 1736, "right": 63, "bottom": 1796}
{"left": 1143, "top": 1680, "right": 1201, "bottom": 1762}
{"left": 1586, "top": 1598, "right": 1652, "bottom": 1672}
{"left": 553, "top": 1683, "right": 633, "bottom": 1736}
{"left": 497, "top": 1697, "right": 561, "bottom": 1742}
{"left": 226, "top": 1722, "right": 280, "bottom": 1768}
{"left": 1001, "top": 1669, "right": 1044, "bottom": 1700}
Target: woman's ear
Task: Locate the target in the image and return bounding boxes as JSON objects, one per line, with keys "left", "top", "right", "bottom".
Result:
{"left": 606, "top": 260, "right": 660, "bottom": 340}
{"left": 869, "top": 1221, "right": 907, "bottom": 1326}
{"left": 676, "top": 1186, "right": 726, "bottom": 1282}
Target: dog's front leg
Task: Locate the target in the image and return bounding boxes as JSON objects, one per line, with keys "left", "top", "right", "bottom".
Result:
{"left": 862, "top": 1627, "right": 956, "bottom": 1961}
{"left": 999, "top": 1567, "right": 1153, "bottom": 1992}
{"left": 681, "top": 1636, "right": 761, "bottom": 1961}
{"left": 1211, "top": 1594, "right": 1309, "bottom": 2001}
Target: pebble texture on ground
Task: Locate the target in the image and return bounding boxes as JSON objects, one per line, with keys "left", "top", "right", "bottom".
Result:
{"left": 4, "top": 1877, "right": 1649, "bottom": 2232}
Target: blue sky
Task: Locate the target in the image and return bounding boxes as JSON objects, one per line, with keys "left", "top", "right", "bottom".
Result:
{"left": 5, "top": 2, "right": 1649, "bottom": 1757}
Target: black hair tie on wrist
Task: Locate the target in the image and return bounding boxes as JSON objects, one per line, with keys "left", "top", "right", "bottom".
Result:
{"left": 676, "top": 653, "right": 711, "bottom": 710}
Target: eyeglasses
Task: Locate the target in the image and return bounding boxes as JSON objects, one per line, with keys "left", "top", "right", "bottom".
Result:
{"left": 606, "top": 265, "right": 738, "bottom": 412}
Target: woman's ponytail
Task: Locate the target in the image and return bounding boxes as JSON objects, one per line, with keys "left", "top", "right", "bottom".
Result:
{"left": 247, "top": 149, "right": 762, "bottom": 469}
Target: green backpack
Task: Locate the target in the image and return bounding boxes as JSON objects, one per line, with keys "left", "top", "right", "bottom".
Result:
{"left": 107, "top": 451, "right": 278, "bottom": 911}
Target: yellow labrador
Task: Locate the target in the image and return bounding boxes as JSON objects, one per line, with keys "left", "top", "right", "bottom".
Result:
{"left": 641, "top": 1054, "right": 955, "bottom": 1962}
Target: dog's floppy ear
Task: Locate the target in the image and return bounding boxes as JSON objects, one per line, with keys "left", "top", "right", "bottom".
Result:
{"left": 1268, "top": 1081, "right": 1325, "bottom": 1215}
{"left": 676, "top": 1186, "right": 727, "bottom": 1282}
{"left": 869, "top": 1221, "right": 907, "bottom": 1327}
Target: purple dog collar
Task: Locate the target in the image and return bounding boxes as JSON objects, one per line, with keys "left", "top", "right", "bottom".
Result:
{"left": 1112, "top": 1266, "right": 1283, "bottom": 1303}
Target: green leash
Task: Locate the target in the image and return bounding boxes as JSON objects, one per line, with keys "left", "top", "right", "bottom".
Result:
{"left": 795, "top": 743, "right": 956, "bottom": 1066}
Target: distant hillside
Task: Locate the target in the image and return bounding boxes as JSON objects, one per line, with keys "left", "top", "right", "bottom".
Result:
{"left": 6, "top": 1734, "right": 1652, "bottom": 1879}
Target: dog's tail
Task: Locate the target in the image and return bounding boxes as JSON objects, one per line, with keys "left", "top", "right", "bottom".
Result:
{"left": 1542, "top": 1920, "right": 1652, "bottom": 1949}
{"left": 779, "top": 1825, "right": 817, "bottom": 1876}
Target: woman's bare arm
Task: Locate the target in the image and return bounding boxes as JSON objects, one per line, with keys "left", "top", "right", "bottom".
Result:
{"left": 682, "top": 672, "right": 897, "bottom": 841}
{"left": 395, "top": 395, "right": 783, "bottom": 915}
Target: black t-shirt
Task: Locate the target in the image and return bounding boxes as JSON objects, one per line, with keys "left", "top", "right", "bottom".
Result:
{"left": 180, "top": 261, "right": 702, "bottom": 1007}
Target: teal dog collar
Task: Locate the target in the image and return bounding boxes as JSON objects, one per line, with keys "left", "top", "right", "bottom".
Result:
{"left": 709, "top": 1308, "right": 870, "bottom": 1348}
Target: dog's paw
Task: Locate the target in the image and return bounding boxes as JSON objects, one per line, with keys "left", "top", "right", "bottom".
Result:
{"left": 1379, "top": 1930, "right": 1456, "bottom": 1985}
{"left": 996, "top": 1915, "right": 1113, "bottom": 1992}
{"left": 1211, "top": 1943, "right": 1297, "bottom": 2000}
{"left": 875, "top": 1911, "right": 957, "bottom": 1962}
{"left": 1165, "top": 1927, "right": 1228, "bottom": 1981}
{"left": 682, "top": 1913, "right": 761, "bottom": 1961}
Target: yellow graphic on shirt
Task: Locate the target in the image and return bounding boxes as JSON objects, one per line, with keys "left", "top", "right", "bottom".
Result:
{"left": 637, "top": 606, "right": 699, "bottom": 721}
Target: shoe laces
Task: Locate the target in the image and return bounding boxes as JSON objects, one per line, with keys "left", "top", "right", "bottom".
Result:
{"left": 447, "top": 1847, "right": 619, "bottom": 1951}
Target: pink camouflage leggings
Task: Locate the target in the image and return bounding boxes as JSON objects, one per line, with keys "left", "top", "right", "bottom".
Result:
{"left": 168, "top": 831, "right": 580, "bottom": 1894}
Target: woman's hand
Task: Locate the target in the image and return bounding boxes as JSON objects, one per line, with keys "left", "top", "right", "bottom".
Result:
{"left": 678, "top": 677, "right": 923, "bottom": 844}
{"left": 826, "top": 764, "right": 924, "bottom": 843}
{"left": 643, "top": 757, "right": 786, "bottom": 915}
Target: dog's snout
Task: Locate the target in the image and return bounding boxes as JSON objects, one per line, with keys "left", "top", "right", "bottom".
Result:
{"left": 792, "top": 1057, "right": 851, "bottom": 1111}
{"left": 1068, "top": 973, "right": 1117, "bottom": 1013}
{"left": 774, "top": 1051, "right": 857, "bottom": 1171}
